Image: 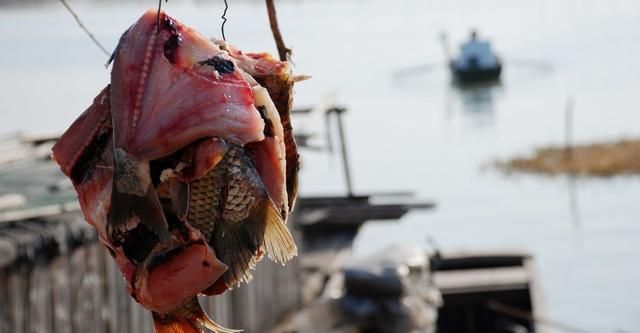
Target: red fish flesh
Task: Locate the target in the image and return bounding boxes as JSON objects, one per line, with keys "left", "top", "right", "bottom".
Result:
{"left": 52, "top": 9, "right": 300, "bottom": 333}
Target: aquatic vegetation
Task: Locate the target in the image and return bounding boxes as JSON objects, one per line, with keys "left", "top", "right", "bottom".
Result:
{"left": 497, "top": 139, "right": 640, "bottom": 176}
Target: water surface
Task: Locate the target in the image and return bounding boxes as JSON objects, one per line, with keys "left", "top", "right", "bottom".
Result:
{"left": 1, "top": 0, "right": 640, "bottom": 331}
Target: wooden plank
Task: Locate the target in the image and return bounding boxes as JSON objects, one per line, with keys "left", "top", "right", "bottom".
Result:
{"left": 524, "top": 257, "right": 548, "bottom": 333}
{"left": 296, "top": 195, "right": 435, "bottom": 227}
{"left": 85, "top": 244, "right": 104, "bottom": 333}
{"left": 0, "top": 238, "right": 16, "bottom": 269}
{"left": 433, "top": 267, "right": 530, "bottom": 295}
{"left": 28, "top": 260, "right": 53, "bottom": 333}
{"left": 50, "top": 256, "right": 72, "bottom": 333}
{"left": 70, "top": 245, "right": 88, "bottom": 333}
{"left": 0, "top": 142, "right": 53, "bottom": 165}
{"left": 115, "top": 260, "right": 130, "bottom": 333}
{"left": 0, "top": 205, "right": 301, "bottom": 333}
{"left": 0, "top": 194, "right": 26, "bottom": 211}
{"left": 0, "top": 270, "right": 8, "bottom": 333}
{"left": 0, "top": 201, "right": 80, "bottom": 224}
{"left": 7, "top": 264, "right": 30, "bottom": 333}
{"left": 104, "top": 251, "right": 120, "bottom": 333}
{"left": 19, "top": 131, "right": 61, "bottom": 146}
{"left": 297, "top": 205, "right": 412, "bottom": 225}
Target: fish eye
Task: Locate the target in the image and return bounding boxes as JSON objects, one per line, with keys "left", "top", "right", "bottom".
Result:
{"left": 199, "top": 55, "right": 235, "bottom": 75}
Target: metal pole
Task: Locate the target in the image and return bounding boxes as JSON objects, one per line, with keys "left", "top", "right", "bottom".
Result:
{"left": 334, "top": 108, "right": 354, "bottom": 197}
{"left": 564, "top": 97, "right": 574, "bottom": 161}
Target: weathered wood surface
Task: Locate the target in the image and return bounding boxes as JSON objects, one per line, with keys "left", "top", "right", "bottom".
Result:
{"left": 0, "top": 213, "right": 301, "bottom": 333}
{"left": 0, "top": 132, "right": 431, "bottom": 333}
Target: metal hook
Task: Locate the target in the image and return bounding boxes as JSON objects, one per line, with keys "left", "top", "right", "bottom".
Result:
{"left": 221, "top": 0, "right": 229, "bottom": 41}
{"left": 157, "top": 0, "right": 168, "bottom": 33}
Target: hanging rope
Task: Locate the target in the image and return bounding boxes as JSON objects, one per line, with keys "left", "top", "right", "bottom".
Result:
{"left": 59, "top": 0, "right": 110, "bottom": 57}
{"left": 265, "top": 0, "right": 291, "bottom": 61}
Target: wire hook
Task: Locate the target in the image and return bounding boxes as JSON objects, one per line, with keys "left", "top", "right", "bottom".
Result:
{"left": 156, "top": 0, "right": 166, "bottom": 33}
{"left": 221, "top": 0, "right": 229, "bottom": 41}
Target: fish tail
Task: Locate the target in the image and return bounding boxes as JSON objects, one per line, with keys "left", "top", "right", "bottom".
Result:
{"left": 262, "top": 200, "right": 298, "bottom": 264}
{"left": 210, "top": 199, "right": 297, "bottom": 289}
{"left": 212, "top": 219, "right": 259, "bottom": 288}
{"left": 152, "top": 297, "right": 241, "bottom": 333}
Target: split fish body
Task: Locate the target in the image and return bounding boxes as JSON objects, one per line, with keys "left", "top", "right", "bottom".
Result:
{"left": 52, "top": 9, "right": 301, "bottom": 333}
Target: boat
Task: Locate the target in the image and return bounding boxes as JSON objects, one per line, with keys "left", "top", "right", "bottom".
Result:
{"left": 430, "top": 250, "right": 546, "bottom": 333}
{"left": 448, "top": 31, "right": 502, "bottom": 83}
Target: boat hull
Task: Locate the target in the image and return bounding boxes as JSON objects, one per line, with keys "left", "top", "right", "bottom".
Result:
{"left": 450, "top": 62, "right": 502, "bottom": 83}
{"left": 430, "top": 250, "right": 546, "bottom": 333}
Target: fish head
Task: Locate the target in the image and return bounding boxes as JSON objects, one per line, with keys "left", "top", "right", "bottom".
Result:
{"left": 110, "top": 9, "right": 265, "bottom": 161}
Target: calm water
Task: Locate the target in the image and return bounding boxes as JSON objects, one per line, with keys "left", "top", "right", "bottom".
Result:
{"left": 2, "top": 0, "right": 640, "bottom": 331}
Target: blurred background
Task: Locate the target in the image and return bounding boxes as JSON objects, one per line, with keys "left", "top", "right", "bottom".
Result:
{"left": 1, "top": 0, "right": 640, "bottom": 332}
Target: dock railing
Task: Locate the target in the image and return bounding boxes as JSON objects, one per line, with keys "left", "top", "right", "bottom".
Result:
{"left": 0, "top": 212, "right": 301, "bottom": 333}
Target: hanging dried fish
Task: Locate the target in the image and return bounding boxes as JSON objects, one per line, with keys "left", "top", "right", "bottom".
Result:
{"left": 52, "top": 9, "right": 301, "bottom": 333}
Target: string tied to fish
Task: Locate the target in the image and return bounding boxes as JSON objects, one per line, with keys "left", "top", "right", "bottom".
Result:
{"left": 58, "top": 0, "right": 110, "bottom": 57}
{"left": 157, "top": 0, "right": 228, "bottom": 39}
{"left": 60, "top": 0, "right": 291, "bottom": 63}
{"left": 221, "top": 0, "right": 229, "bottom": 41}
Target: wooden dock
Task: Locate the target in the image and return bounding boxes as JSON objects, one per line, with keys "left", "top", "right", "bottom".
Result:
{"left": 0, "top": 193, "right": 429, "bottom": 333}
{"left": 0, "top": 127, "right": 435, "bottom": 333}
{"left": 0, "top": 211, "right": 302, "bottom": 333}
{"left": 0, "top": 133, "right": 303, "bottom": 333}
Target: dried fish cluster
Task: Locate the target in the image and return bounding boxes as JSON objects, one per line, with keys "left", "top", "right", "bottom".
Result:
{"left": 52, "top": 10, "right": 301, "bottom": 333}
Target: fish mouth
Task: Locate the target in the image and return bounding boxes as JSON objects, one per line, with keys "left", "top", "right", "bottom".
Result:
{"left": 133, "top": 239, "right": 227, "bottom": 313}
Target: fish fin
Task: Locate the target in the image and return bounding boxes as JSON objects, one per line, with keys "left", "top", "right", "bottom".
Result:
{"left": 202, "top": 277, "right": 228, "bottom": 296}
{"left": 152, "top": 297, "right": 241, "bottom": 333}
{"left": 52, "top": 86, "right": 111, "bottom": 179}
{"left": 153, "top": 313, "right": 201, "bottom": 333}
{"left": 171, "top": 181, "right": 190, "bottom": 221}
{"left": 108, "top": 148, "right": 171, "bottom": 246}
{"left": 285, "top": 161, "right": 299, "bottom": 213}
{"left": 262, "top": 200, "right": 298, "bottom": 264}
{"left": 198, "top": 314, "right": 243, "bottom": 333}
{"left": 212, "top": 219, "right": 260, "bottom": 288}
{"left": 109, "top": 184, "right": 171, "bottom": 246}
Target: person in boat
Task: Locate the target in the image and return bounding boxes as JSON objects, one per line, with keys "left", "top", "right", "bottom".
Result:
{"left": 454, "top": 30, "right": 499, "bottom": 71}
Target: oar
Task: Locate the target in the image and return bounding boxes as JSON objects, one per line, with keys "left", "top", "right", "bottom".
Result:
{"left": 506, "top": 58, "right": 553, "bottom": 71}
{"left": 393, "top": 31, "right": 452, "bottom": 78}
{"left": 392, "top": 62, "right": 444, "bottom": 78}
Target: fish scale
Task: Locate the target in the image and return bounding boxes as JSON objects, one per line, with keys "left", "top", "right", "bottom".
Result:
{"left": 187, "top": 145, "right": 265, "bottom": 241}
{"left": 187, "top": 165, "right": 226, "bottom": 241}
{"left": 184, "top": 144, "right": 284, "bottom": 287}
{"left": 221, "top": 146, "right": 263, "bottom": 222}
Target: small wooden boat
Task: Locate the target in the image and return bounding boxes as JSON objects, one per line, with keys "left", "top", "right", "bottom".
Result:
{"left": 430, "top": 250, "right": 546, "bottom": 333}
{"left": 445, "top": 31, "right": 503, "bottom": 83}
